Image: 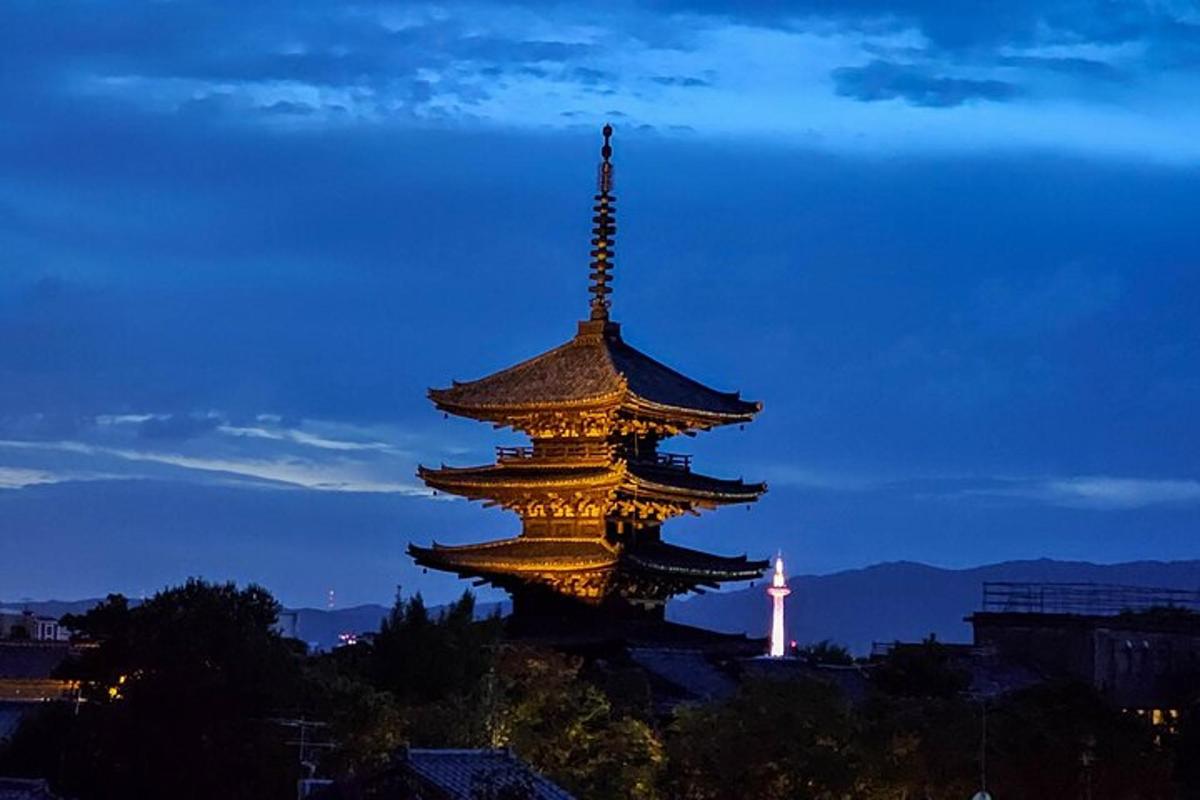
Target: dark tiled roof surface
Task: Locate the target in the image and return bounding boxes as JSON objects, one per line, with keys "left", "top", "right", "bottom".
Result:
{"left": 404, "top": 749, "right": 575, "bottom": 800}
{"left": 0, "top": 778, "right": 62, "bottom": 800}
{"left": 626, "top": 541, "right": 767, "bottom": 579}
{"left": 607, "top": 335, "right": 759, "bottom": 416}
{"left": 0, "top": 645, "right": 71, "bottom": 680}
{"left": 629, "top": 648, "right": 738, "bottom": 701}
{"left": 430, "top": 325, "right": 759, "bottom": 420}
{"left": 0, "top": 704, "right": 29, "bottom": 741}
{"left": 627, "top": 462, "right": 765, "bottom": 498}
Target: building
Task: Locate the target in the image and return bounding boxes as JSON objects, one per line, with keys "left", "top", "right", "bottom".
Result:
{"left": 312, "top": 748, "right": 575, "bottom": 800}
{"left": 0, "top": 643, "right": 79, "bottom": 705}
{"left": 409, "top": 126, "right": 768, "bottom": 625}
{"left": 0, "top": 611, "right": 69, "bottom": 643}
{"left": 0, "top": 641, "right": 81, "bottom": 750}
{"left": 968, "top": 582, "right": 1200, "bottom": 717}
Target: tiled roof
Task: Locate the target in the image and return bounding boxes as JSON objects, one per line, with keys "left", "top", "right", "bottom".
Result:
{"left": 419, "top": 461, "right": 764, "bottom": 503}
{"left": 409, "top": 538, "right": 617, "bottom": 574}
{"left": 626, "top": 541, "right": 767, "bottom": 580}
{"left": 0, "top": 778, "right": 63, "bottom": 800}
{"left": 404, "top": 749, "right": 575, "bottom": 800}
{"left": 0, "top": 645, "right": 72, "bottom": 680}
{"left": 626, "top": 462, "right": 765, "bottom": 500}
{"left": 0, "top": 704, "right": 29, "bottom": 741}
{"left": 429, "top": 323, "right": 760, "bottom": 423}
{"left": 629, "top": 648, "right": 739, "bottom": 702}
{"left": 409, "top": 537, "right": 765, "bottom": 582}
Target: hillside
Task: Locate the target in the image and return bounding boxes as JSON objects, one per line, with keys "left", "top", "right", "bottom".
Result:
{"left": 668, "top": 558, "right": 1200, "bottom": 654}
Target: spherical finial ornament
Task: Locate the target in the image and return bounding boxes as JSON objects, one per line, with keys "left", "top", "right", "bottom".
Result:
{"left": 601, "top": 124, "right": 613, "bottom": 161}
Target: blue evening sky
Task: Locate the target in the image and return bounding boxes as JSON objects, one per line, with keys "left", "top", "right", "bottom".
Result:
{"left": 1, "top": 0, "right": 1198, "bottom": 607}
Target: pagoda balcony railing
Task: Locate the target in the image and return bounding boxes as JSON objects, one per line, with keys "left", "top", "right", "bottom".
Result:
{"left": 494, "top": 444, "right": 692, "bottom": 471}
{"left": 496, "top": 442, "right": 614, "bottom": 463}
{"left": 652, "top": 452, "right": 692, "bottom": 471}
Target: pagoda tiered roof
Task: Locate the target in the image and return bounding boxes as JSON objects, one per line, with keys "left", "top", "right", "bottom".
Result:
{"left": 418, "top": 460, "right": 765, "bottom": 507}
{"left": 429, "top": 321, "right": 760, "bottom": 433}
{"left": 408, "top": 125, "right": 769, "bottom": 617}
{"left": 408, "top": 537, "right": 766, "bottom": 584}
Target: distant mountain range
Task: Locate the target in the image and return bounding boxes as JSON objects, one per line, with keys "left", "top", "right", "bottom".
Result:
{"left": 668, "top": 558, "right": 1200, "bottom": 654}
{"left": 0, "top": 596, "right": 508, "bottom": 651}
{"left": 8, "top": 559, "right": 1200, "bottom": 653}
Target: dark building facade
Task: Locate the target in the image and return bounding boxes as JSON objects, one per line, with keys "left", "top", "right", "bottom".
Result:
{"left": 969, "top": 582, "right": 1200, "bottom": 718}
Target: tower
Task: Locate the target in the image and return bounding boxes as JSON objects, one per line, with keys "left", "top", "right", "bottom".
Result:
{"left": 767, "top": 554, "right": 790, "bottom": 657}
{"left": 408, "top": 126, "right": 768, "bottom": 625}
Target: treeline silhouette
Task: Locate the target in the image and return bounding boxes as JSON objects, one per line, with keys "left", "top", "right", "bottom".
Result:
{"left": 0, "top": 579, "right": 1195, "bottom": 799}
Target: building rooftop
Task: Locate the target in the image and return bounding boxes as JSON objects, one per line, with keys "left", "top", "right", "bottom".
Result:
{"left": 981, "top": 581, "right": 1200, "bottom": 616}
{"left": 312, "top": 748, "right": 575, "bottom": 800}
{"left": 0, "top": 644, "right": 72, "bottom": 680}
{"left": 405, "top": 749, "right": 575, "bottom": 800}
{"left": 429, "top": 322, "right": 760, "bottom": 430}
{"left": 0, "top": 779, "right": 64, "bottom": 800}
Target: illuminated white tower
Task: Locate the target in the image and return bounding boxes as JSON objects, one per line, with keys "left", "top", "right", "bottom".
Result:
{"left": 767, "top": 553, "right": 791, "bottom": 658}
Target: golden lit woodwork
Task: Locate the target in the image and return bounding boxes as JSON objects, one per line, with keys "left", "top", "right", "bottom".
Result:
{"left": 409, "top": 126, "right": 767, "bottom": 617}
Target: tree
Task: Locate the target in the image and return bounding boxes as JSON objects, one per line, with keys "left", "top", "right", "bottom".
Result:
{"left": 666, "top": 677, "right": 858, "bottom": 800}
{"left": 986, "top": 681, "right": 1174, "bottom": 800}
{"left": 870, "top": 638, "right": 970, "bottom": 699}
{"left": 18, "top": 579, "right": 303, "bottom": 800}
{"left": 371, "top": 590, "right": 502, "bottom": 706}
{"left": 489, "top": 645, "right": 663, "bottom": 800}
{"left": 795, "top": 640, "right": 854, "bottom": 666}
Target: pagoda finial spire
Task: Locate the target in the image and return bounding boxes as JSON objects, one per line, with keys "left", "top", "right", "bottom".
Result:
{"left": 588, "top": 124, "right": 616, "bottom": 322}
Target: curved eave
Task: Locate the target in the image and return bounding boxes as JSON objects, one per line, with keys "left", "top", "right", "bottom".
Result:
{"left": 427, "top": 387, "right": 625, "bottom": 420}
{"left": 624, "top": 553, "right": 768, "bottom": 581}
{"left": 417, "top": 463, "right": 623, "bottom": 495}
{"left": 427, "top": 390, "right": 760, "bottom": 432}
{"left": 625, "top": 467, "right": 767, "bottom": 504}
{"left": 408, "top": 538, "right": 618, "bottom": 574}
{"left": 622, "top": 392, "right": 762, "bottom": 427}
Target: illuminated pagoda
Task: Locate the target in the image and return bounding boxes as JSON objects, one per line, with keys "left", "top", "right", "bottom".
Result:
{"left": 409, "top": 125, "right": 767, "bottom": 624}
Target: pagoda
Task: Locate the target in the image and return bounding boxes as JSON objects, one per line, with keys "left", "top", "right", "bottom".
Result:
{"left": 409, "top": 126, "right": 768, "bottom": 623}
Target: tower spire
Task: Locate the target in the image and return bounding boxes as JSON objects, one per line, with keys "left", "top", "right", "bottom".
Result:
{"left": 588, "top": 124, "right": 616, "bottom": 322}
{"left": 767, "top": 552, "right": 791, "bottom": 658}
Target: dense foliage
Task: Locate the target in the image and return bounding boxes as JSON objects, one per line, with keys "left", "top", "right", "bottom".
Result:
{"left": 0, "top": 580, "right": 1194, "bottom": 799}
{"left": 1, "top": 581, "right": 300, "bottom": 800}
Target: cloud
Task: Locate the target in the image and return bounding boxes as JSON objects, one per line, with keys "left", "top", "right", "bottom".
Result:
{"left": 0, "top": 0, "right": 1194, "bottom": 161}
{"left": 949, "top": 476, "right": 1200, "bottom": 510}
{"left": 1040, "top": 477, "right": 1200, "bottom": 509}
{"left": 0, "top": 466, "right": 130, "bottom": 490}
{"left": 0, "top": 413, "right": 447, "bottom": 496}
{"left": 215, "top": 424, "right": 401, "bottom": 453}
{"left": 138, "top": 412, "right": 223, "bottom": 441}
{"left": 0, "top": 467, "right": 66, "bottom": 489}
{"left": 752, "top": 466, "right": 1200, "bottom": 512}
{"left": 652, "top": 0, "right": 1200, "bottom": 53}
{"left": 997, "top": 55, "right": 1126, "bottom": 81}
{"left": 832, "top": 60, "right": 1021, "bottom": 107}
{"left": 650, "top": 75, "right": 713, "bottom": 88}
